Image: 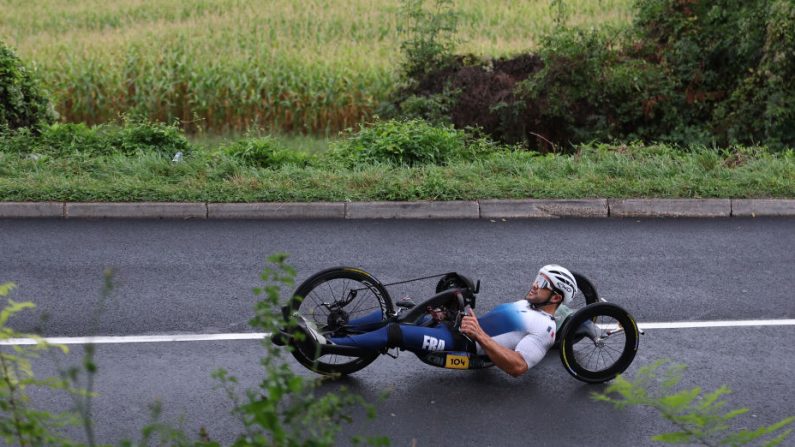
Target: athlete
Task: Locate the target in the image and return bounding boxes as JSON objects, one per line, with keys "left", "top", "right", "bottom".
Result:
{"left": 291, "top": 264, "right": 578, "bottom": 378}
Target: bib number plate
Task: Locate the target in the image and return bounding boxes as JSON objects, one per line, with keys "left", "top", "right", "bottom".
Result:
{"left": 444, "top": 354, "right": 470, "bottom": 369}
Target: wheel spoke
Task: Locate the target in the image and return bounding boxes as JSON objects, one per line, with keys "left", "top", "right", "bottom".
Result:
{"left": 290, "top": 272, "right": 386, "bottom": 373}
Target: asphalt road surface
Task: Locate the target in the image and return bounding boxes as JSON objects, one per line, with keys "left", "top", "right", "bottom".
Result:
{"left": 2, "top": 218, "right": 794, "bottom": 446}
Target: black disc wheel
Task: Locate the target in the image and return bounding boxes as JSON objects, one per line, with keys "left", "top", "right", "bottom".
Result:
{"left": 559, "top": 302, "right": 639, "bottom": 384}
{"left": 286, "top": 267, "right": 390, "bottom": 376}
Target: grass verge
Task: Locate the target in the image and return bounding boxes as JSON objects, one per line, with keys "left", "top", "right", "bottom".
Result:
{"left": 1, "top": 143, "right": 792, "bottom": 202}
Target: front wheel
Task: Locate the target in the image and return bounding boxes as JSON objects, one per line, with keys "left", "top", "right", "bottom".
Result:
{"left": 558, "top": 302, "right": 639, "bottom": 384}
{"left": 286, "top": 267, "right": 390, "bottom": 376}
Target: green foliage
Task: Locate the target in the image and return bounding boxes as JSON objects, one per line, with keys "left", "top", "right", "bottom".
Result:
{"left": 398, "top": 0, "right": 460, "bottom": 81}
{"left": 0, "top": 41, "right": 57, "bottom": 133}
{"left": 112, "top": 119, "right": 192, "bottom": 157}
{"left": 398, "top": 0, "right": 795, "bottom": 150}
{"left": 222, "top": 136, "right": 312, "bottom": 169}
{"left": 213, "top": 253, "right": 388, "bottom": 447}
{"left": 630, "top": 0, "right": 795, "bottom": 149}
{"left": 713, "top": 0, "right": 795, "bottom": 149}
{"left": 0, "top": 119, "right": 191, "bottom": 157}
{"left": 0, "top": 137, "right": 793, "bottom": 201}
{"left": 396, "top": 90, "right": 459, "bottom": 125}
{"left": 593, "top": 360, "right": 794, "bottom": 446}
{"left": 520, "top": 0, "right": 795, "bottom": 149}
{"left": 328, "top": 119, "right": 498, "bottom": 167}
{"left": 0, "top": 283, "right": 78, "bottom": 447}
{"left": 0, "top": 260, "right": 386, "bottom": 446}
{"left": 517, "top": 25, "right": 691, "bottom": 149}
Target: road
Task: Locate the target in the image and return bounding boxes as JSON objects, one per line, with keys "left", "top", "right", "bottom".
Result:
{"left": 1, "top": 218, "right": 794, "bottom": 446}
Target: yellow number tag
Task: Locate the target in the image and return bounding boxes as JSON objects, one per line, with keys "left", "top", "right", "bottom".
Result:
{"left": 444, "top": 354, "right": 470, "bottom": 369}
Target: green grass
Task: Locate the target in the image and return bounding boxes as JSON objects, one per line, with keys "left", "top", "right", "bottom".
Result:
{"left": 188, "top": 132, "right": 334, "bottom": 155}
{"left": 1, "top": 143, "right": 792, "bottom": 202}
{"left": 1, "top": 0, "right": 634, "bottom": 134}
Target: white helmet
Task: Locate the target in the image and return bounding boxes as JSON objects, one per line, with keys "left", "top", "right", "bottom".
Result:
{"left": 538, "top": 264, "right": 578, "bottom": 306}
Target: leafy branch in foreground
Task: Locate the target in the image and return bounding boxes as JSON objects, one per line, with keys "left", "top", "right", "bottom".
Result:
{"left": 1, "top": 258, "right": 387, "bottom": 446}
{"left": 55, "top": 268, "right": 116, "bottom": 447}
{"left": 593, "top": 360, "right": 794, "bottom": 446}
{"left": 212, "top": 253, "right": 388, "bottom": 447}
{"left": 0, "top": 282, "right": 78, "bottom": 447}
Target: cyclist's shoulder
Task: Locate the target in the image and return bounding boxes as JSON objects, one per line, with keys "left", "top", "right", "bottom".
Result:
{"left": 555, "top": 304, "right": 575, "bottom": 320}
{"left": 554, "top": 304, "right": 575, "bottom": 329}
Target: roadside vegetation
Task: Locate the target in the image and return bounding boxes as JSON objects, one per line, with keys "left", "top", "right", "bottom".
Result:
{"left": 1, "top": 0, "right": 793, "bottom": 202}
{"left": 1, "top": 119, "right": 794, "bottom": 202}
{"left": 594, "top": 360, "right": 793, "bottom": 446}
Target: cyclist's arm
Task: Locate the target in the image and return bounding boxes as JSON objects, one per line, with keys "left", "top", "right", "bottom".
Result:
{"left": 461, "top": 310, "right": 528, "bottom": 377}
{"left": 475, "top": 331, "right": 529, "bottom": 377}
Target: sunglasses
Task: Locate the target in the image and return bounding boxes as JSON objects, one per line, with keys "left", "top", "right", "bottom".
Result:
{"left": 533, "top": 274, "right": 560, "bottom": 295}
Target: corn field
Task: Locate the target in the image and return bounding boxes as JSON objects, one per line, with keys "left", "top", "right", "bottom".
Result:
{"left": 0, "top": 0, "right": 633, "bottom": 135}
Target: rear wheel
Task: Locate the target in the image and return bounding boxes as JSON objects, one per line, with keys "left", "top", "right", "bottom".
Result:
{"left": 286, "top": 267, "right": 390, "bottom": 375}
{"left": 559, "top": 302, "right": 639, "bottom": 384}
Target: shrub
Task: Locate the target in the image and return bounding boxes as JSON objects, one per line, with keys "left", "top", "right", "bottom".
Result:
{"left": 328, "top": 118, "right": 497, "bottom": 166}
{"left": 0, "top": 283, "right": 77, "bottom": 447}
{"left": 713, "top": 0, "right": 795, "bottom": 149}
{"left": 594, "top": 360, "right": 794, "bottom": 446}
{"left": 632, "top": 0, "right": 795, "bottom": 149}
{"left": 0, "top": 120, "right": 191, "bottom": 158}
{"left": 113, "top": 119, "right": 191, "bottom": 157}
{"left": 393, "top": 0, "right": 795, "bottom": 150}
{"left": 0, "top": 41, "right": 57, "bottom": 132}
{"left": 222, "top": 136, "right": 312, "bottom": 168}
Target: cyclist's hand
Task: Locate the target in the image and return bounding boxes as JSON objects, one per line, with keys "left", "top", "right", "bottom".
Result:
{"left": 461, "top": 309, "right": 485, "bottom": 341}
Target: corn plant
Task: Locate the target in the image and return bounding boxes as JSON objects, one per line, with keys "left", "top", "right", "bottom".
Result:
{"left": 1, "top": 0, "right": 633, "bottom": 135}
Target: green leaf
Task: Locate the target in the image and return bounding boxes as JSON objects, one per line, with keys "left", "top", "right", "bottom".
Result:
{"left": 652, "top": 431, "right": 693, "bottom": 443}
{"left": 659, "top": 387, "right": 700, "bottom": 411}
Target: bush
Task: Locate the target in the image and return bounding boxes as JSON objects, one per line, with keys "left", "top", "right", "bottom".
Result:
{"left": 632, "top": 0, "right": 795, "bottom": 149}
{"left": 328, "top": 119, "right": 498, "bottom": 166}
{"left": 0, "top": 120, "right": 191, "bottom": 157}
{"left": 594, "top": 360, "right": 794, "bottom": 446}
{"left": 0, "top": 40, "right": 57, "bottom": 132}
{"left": 392, "top": 0, "right": 795, "bottom": 150}
{"left": 222, "top": 136, "right": 312, "bottom": 168}
{"left": 113, "top": 119, "right": 191, "bottom": 157}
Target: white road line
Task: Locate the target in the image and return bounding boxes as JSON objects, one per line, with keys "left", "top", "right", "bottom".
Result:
{"left": 1, "top": 319, "right": 794, "bottom": 346}
{"left": 0, "top": 333, "right": 269, "bottom": 345}
{"left": 638, "top": 319, "right": 795, "bottom": 330}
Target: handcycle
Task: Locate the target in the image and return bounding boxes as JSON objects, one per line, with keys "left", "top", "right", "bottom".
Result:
{"left": 275, "top": 267, "right": 641, "bottom": 384}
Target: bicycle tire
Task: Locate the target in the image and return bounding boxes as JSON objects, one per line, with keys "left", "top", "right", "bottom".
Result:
{"left": 286, "top": 267, "right": 390, "bottom": 375}
{"left": 572, "top": 272, "right": 600, "bottom": 306}
{"left": 559, "top": 302, "right": 639, "bottom": 384}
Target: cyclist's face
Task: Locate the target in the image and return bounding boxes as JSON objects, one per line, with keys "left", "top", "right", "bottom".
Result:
{"left": 526, "top": 273, "right": 555, "bottom": 303}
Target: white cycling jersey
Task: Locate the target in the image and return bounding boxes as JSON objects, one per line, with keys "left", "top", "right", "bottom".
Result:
{"left": 475, "top": 300, "right": 558, "bottom": 369}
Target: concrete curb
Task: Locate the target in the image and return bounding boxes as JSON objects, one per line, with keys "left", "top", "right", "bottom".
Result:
{"left": 0, "top": 202, "right": 64, "bottom": 218}
{"left": 480, "top": 199, "right": 608, "bottom": 218}
{"left": 608, "top": 199, "right": 731, "bottom": 218}
{"left": 731, "top": 199, "right": 795, "bottom": 217}
{"left": 208, "top": 202, "right": 344, "bottom": 219}
{"left": 65, "top": 202, "right": 207, "bottom": 219}
{"left": 345, "top": 201, "right": 479, "bottom": 219}
{"left": 2, "top": 199, "right": 795, "bottom": 219}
